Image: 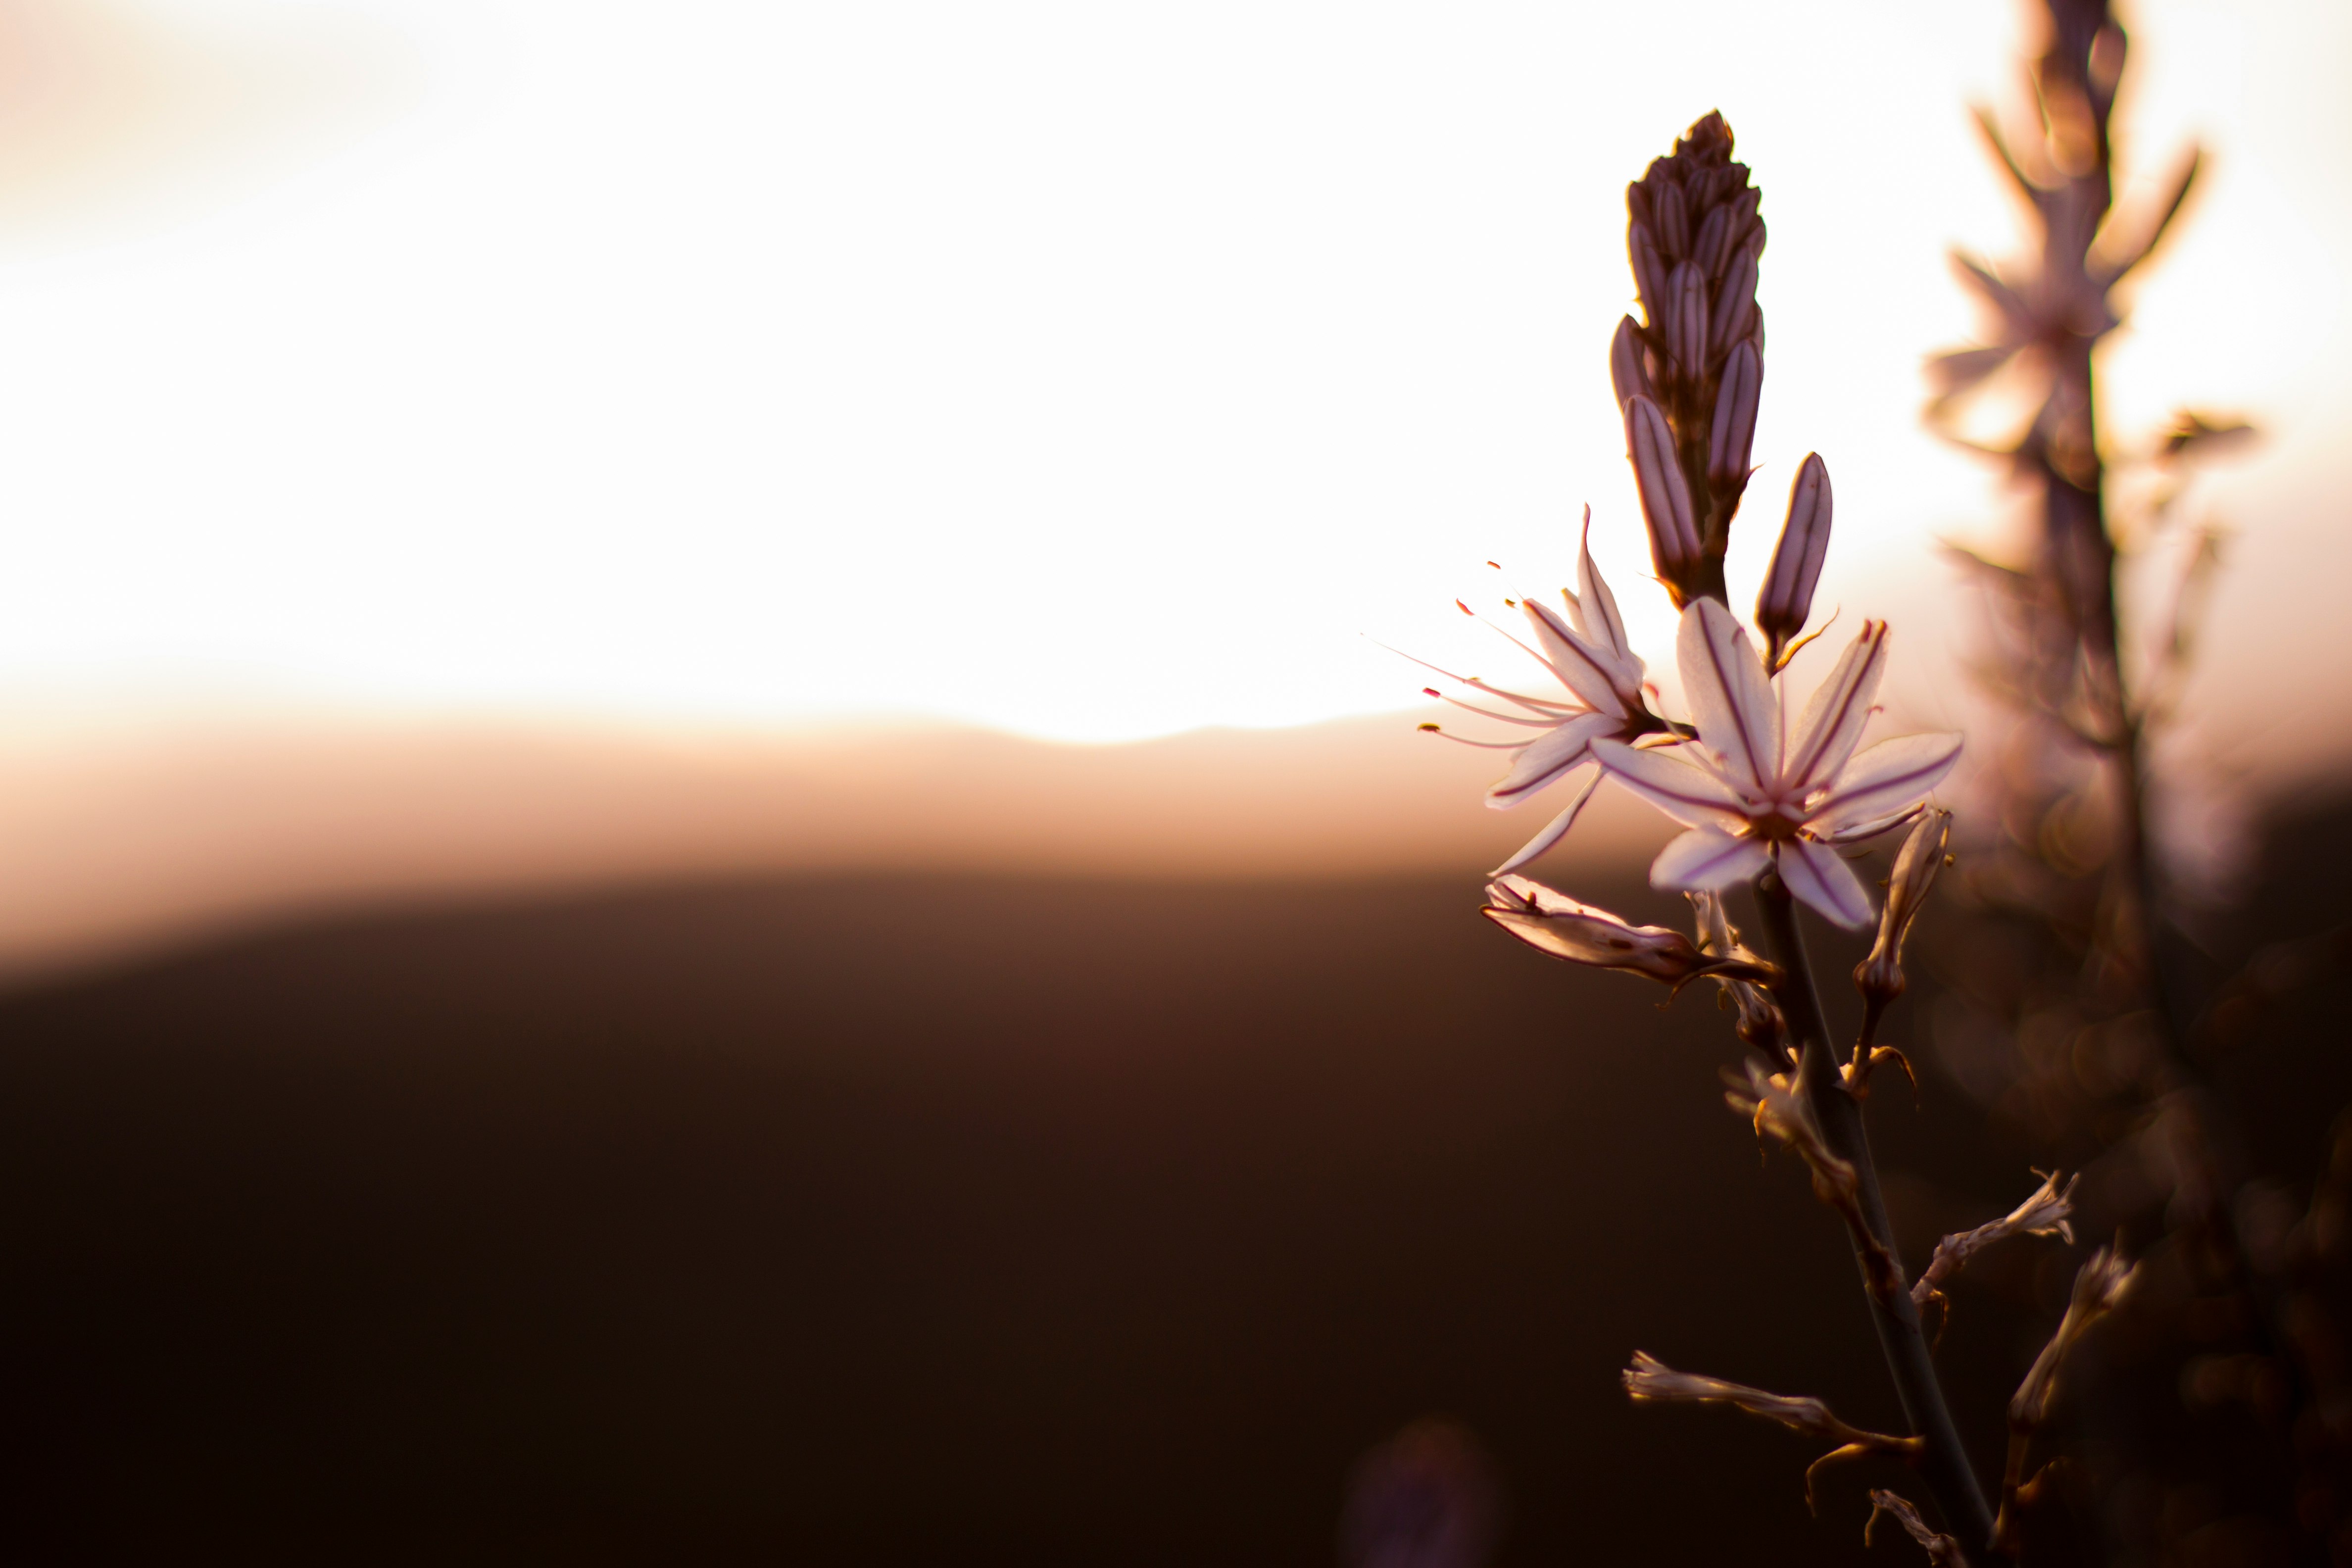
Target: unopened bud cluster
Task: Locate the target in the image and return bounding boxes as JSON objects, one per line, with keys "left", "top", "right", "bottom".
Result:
{"left": 1615, "top": 115, "right": 1838, "bottom": 642}
{"left": 1617, "top": 112, "right": 1767, "bottom": 604}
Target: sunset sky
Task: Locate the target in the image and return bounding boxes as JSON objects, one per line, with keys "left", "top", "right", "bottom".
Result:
{"left": 0, "top": 0, "right": 2339, "bottom": 758}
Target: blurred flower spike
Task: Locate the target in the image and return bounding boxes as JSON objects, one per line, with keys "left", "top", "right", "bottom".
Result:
{"left": 1592, "top": 601, "right": 1961, "bottom": 930}
{"left": 1481, "top": 874, "right": 1777, "bottom": 989}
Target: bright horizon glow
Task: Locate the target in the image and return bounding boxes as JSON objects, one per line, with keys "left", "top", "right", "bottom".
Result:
{"left": 0, "top": 0, "right": 2341, "bottom": 748}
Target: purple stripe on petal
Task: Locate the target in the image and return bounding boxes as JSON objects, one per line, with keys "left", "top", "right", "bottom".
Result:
{"left": 1489, "top": 712, "right": 1620, "bottom": 804}
{"left": 1808, "top": 733, "right": 1962, "bottom": 834}
{"left": 1779, "top": 838, "right": 1874, "bottom": 930}
{"left": 1592, "top": 737, "right": 1751, "bottom": 831}
{"left": 1785, "top": 619, "right": 1887, "bottom": 789}
{"left": 1677, "top": 600, "right": 1779, "bottom": 796}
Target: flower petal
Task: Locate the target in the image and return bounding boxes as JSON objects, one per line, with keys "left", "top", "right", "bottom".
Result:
{"left": 1487, "top": 710, "right": 1621, "bottom": 806}
{"left": 1490, "top": 768, "right": 1604, "bottom": 877}
{"left": 1576, "top": 505, "right": 1643, "bottom": 696}
{"left": 1809, "top": 733, "right": 1963, "bottom": 837}
{"left": 1676, "top": 598, "right": 1780, "bottom": 796}
{"left": 1650, "top": 827, "right": 1771, "bottom": 892}
{"left": 1814, "top": 803, "right": 1926, "bottom": 845}
{"left": 1521, "top": 599, "right": 1628, "bottom": 717}
{"left": 1592, "top": 738, "right": 1751, "bottom": 831}
{"left": 1778, "top": 838, "right": 1874, "bottom": 930}
{"left": 1784, "top": 619, "right": 1888, "bottom": 793}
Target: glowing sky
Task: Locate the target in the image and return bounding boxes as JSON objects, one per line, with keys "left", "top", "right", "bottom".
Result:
{"left": 0, "top": 0, "right": 2341, "bottom": 745}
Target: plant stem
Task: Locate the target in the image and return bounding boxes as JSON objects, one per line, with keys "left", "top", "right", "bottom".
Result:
{"left": 1753, "top": 867, "right": 2004, "bottom": 1562}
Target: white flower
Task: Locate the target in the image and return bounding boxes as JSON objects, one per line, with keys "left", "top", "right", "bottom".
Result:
{"left": 1591, "top": 598, "right": 1960, "bottom": 930}
{"left": 1417, "top": 511, "right": 1660, "bottom": 876}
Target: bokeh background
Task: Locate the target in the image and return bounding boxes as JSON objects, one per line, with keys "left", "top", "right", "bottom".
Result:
{"left": 0, "top": 0, "right": 2344, "bottom": 1561}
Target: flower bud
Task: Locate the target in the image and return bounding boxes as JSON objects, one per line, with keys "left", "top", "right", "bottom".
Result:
{"left": 1609, "top": 316, "right": 1654, "bottom": 410}
{"left": 1707, "top": 340, "right": 1762, "bottom": 491}
{"left": 1729, "top": 186, "right": 1762, "bottom": 238}
{"left": 1664, "top": 261, "right": 1709, "bottom": 377}
{"left": 1690, "top": 203, "right": 1731, "bottom": 278}
{"left": 1651, "top": 179, "right": 1689, "bottom": 256}
{"left": 1629, "top": 223, "right": 1667, "bottom": 338}
{"left": 1855, "top": 807, "right": 1949, "bottom": 1008}
{"left": 1756, "top": 452, "right": 1831, "bottom": 660}
{"left": 1709, "top": 243, "right": 1759, "bottom": 359}
{"left": 1625, "top": 395, "right": 1700, "bottom": 583}
{"left": 1482, "top": 875, "right": 1707, "bottom": 983}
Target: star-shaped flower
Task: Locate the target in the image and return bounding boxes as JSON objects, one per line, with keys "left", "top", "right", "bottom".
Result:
{"left": 1417, "top": 512, "right": 1665, "bottom": 876}
{"left": 1591, "top": 598, "right": 1960, "bottom": 929}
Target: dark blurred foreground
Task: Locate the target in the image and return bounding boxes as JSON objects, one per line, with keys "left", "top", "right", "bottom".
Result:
{"left": 1, "top": 806, "right": 2347, "bottom": 1565}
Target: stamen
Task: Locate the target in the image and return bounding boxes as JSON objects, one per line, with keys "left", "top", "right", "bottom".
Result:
{"left": 1431, "top": 692, "right": 1564, "bottom": 727}
{"left": 1418, "top": 725, "right": 1524, "bottom": 749}
{"left": 1423, "top": 684, "right": 1565, "bottom": 725}
{"left": 1469, "top": 609, "right": 1580, "bottom": 692}
{"left": 1367, "top": 637, "right": 1577, "bottom": 715}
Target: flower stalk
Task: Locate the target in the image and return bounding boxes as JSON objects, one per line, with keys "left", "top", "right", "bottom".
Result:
{"left": 1753, "top": 867, "right": 2002, "bottom": 1558}
{"left": 1432, "top": 110, "right": 2099, "bottom": 1563}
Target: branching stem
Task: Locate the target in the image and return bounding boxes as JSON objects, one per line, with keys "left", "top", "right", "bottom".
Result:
{"left": 1753, "top": 867, "right": 2004, "bottom": 1562}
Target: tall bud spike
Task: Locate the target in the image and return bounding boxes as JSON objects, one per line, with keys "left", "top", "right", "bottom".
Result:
{"left": 1622, "top": 112, "right": 1765, "bottom": 601}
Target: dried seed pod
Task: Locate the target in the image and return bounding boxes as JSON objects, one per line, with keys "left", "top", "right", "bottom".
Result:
{"left": 1708, "top": 340, "right": 1762, "bottom": 490}
{"left": 1756, "top": 453, "right": 1832, "bottom": 662}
